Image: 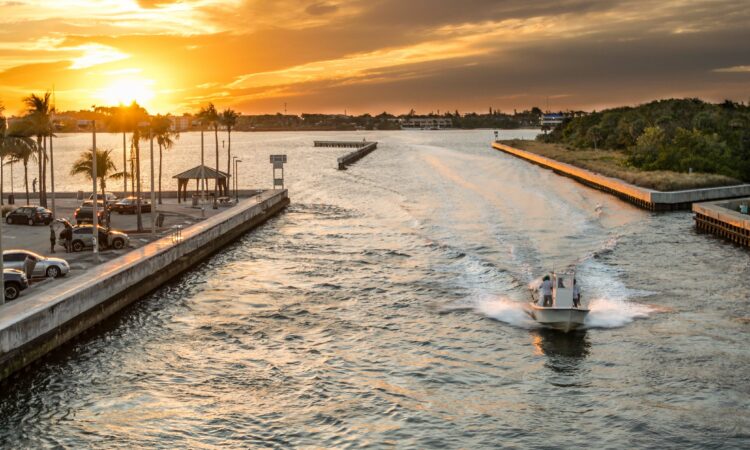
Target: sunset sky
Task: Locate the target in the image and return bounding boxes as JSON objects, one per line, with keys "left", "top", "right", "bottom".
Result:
{"left": 0, "top": 0, "right": 748, "bottom": 115}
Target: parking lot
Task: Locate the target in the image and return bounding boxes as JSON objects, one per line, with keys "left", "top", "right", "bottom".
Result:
{"left": 1, "top": 195, "right": 257, "bottom": 299}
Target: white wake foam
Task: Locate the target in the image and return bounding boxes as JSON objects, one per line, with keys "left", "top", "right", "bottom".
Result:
{"left": 584, "top": 297, "right": 655, "bottom": 328}
{"left": 472, "top": 296, "right": 538, "bottom": 329}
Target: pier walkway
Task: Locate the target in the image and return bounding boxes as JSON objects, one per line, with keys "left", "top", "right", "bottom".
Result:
{"left": 0, "top": 189, "right": 290, "bottom": 381}
{"left": 314, "top": 141, "right": 379, "bottom": 170}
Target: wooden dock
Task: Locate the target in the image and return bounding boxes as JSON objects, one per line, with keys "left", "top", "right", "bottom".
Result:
{"left": 314, "top": 140, "right": 378, "bottom": 170}
{"left": 693, "top": 199, "right": 750, "bottom": 248}
{"left": 492, "top": 142, "right": 750, "bottom": 211}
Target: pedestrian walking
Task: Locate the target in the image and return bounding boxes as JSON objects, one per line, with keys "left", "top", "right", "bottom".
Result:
{"left": 49, "top": 224, "right": 56, "bottom": 253}
{"left": 61, "top": 222, "right": 73, "bottom": 253}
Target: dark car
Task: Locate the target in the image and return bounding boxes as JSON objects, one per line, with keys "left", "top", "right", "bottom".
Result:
{"left": 74, "top": 200, "right": 109, "bottom": 225}
{"left": 3, "top": 268, "right": 29, "bottom": 301}
{"left": 5, "top": 206, "right": 53, "bottom": 225}
{"left": 111, "top": 197, "right": 151, "bottom": 214}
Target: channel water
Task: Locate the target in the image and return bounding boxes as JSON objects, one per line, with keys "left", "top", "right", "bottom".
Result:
{"left": 0, "top": 130, "right": 748, "bottom": 448}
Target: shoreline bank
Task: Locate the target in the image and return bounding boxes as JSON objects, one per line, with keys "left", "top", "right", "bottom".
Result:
{"left": 492, "top": 142, "right": 750, "bottom": 210}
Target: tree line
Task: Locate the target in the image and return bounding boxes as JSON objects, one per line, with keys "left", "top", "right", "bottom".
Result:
{"left": 0, "top": 95, "right": 238, "bottom": 232}
{"left": 539, "top": 98, "right": 750, "bottom": 181}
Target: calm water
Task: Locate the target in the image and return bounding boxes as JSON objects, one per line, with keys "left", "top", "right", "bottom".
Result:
{"left": 0, "top": 130, "right": 748, "bottom": 449}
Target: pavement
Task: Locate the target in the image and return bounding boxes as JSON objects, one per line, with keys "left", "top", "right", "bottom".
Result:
{"left": 1, "top": 193, "right": 261, "bottom": 299}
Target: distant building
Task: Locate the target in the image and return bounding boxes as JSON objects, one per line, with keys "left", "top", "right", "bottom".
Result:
{"left": 169, "top": 115, "right": 190, "bottom": 132}
{"left": 401, "top": 117, "right": 453, "bottom": 129}
{"left": 541, "top": 113, "right": 565, "bottom": 127}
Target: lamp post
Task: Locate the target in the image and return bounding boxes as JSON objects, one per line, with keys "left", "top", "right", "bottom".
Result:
{"left": 232, "top": 156, "right": 238, "bottom": 200}
{"left": 91, "top": 120, "right": 99, "bottom": 263}
{"left": 234, "top": 159, "right": 242, "bottom": 203}
{"left": 149, "top": 127, "right": 156, "bottom": 237}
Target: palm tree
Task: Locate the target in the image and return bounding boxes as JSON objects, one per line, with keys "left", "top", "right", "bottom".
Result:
{"left": 198, "top": 103, "right": 220, "bottom": 200}
{"left": 151, "top": 115, "right": 179, "bottom": 204}
{"left": 220, "top": 108, "right": 239, "bottom": 177}
{"left": 69, "top": 148, "right": 120, "bottom": 204}
{"left": 96, "top": 104, "right": 134, "bottom": 196}
{"left": 4, "top": 120, "right": 37, "bottom": 204}
{"left": 23, "top": 92, "right": 53, "bottom": 207}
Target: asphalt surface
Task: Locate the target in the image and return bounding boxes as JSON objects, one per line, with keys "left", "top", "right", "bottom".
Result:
{"left": 1, "top": 195, "right": 253, "bottom": 300}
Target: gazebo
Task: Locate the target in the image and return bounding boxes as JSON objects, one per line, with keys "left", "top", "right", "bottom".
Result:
{"left": 173, "top": 165, "right": 230, "bottom": 203}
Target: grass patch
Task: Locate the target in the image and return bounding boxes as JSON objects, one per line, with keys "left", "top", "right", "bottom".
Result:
{"left": 499, "top": 139, "right": 742, "bottom": 191}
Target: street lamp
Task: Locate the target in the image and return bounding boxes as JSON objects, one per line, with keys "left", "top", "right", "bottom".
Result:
{"left": 91, "top": 119, "right": 100, "bottom": 263}
{"left": 234, "top": 158, "right": 242, "bottom": 203}
{"left": 232, "top": 156, "right": 238, "bottom": 198}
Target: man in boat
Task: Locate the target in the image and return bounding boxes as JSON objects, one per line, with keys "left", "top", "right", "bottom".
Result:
{"left": 541, "top": 275, "right": 553, "bottom": 307}
{"left": 573, "top": 279, "right": 581, "bottom": 308}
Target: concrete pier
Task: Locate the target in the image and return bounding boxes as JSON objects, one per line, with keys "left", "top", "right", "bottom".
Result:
{"left": 314, "top": 140, "right": 373, "bottom": 148}
{"left": 0, "top": 189, "right": 289, "bottom": 381}
{"left": 2, "top": 189, "right": 260, "bottom": 201}
{"left": 492, "top": 142, "right": 750, "bottom": 211}
{"left": 313, "top": 140, "right": 378, "bottom": 170}
{"left": 693, "top": 198, "right": 750, "bottom": 248}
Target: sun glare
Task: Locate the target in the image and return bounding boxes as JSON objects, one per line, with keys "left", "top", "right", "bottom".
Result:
{"left": 99, "top": 77, "right": 156, "bottom": 108}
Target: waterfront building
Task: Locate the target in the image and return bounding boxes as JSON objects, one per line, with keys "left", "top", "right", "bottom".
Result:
{"left": 169, "top": 115, "right": 191, "bottom": 132}
{"left": 400, "top": 117, "right": 453, "bottom": 129}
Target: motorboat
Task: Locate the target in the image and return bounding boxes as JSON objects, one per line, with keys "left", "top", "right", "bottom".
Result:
{"left": 528, "top": 271, "right": 589, "bottom": 332}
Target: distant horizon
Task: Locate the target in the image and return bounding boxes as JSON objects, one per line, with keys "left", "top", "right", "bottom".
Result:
{"left": 3, "top": 95, "right": 746, "bottom": 119}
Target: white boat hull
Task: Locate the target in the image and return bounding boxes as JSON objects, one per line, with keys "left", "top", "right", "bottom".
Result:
{"left": 529, "top": 306, "right": 589, "bottom": 332}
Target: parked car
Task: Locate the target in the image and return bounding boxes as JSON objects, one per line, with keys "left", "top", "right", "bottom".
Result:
{"left": 74, "top": 200, "right": 109, "bottom": 225}
{"left": 111, "top": 197, "right": 152, "bottom": 214}
{"left": 3, "top": 268, "right": 29, "bottom": 301}
{"left": 5, "top": 206, "right": 53, "bottom": 225}
{"left": 3, "top": 250, "right": 70, "bottom": 278}
{"left": 88, "top": 192, "right": 118, "bottom": 203}
{"left": 70, "top": 225, "right": 129, "bottom": 252}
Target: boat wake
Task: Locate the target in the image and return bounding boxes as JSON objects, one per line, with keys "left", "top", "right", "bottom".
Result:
{"left": 584, "top": 297, "right": 656, "bottom": 328}
{"left": 471, "top": 296, "right": 538, "bottom": 329}
{"left": 467, "top": 294, "right": 657, "bottom": 331}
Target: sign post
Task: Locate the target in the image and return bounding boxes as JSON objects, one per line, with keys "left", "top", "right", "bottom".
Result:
{"left": 270, "top": 155, "right": 287, "bottom": 190}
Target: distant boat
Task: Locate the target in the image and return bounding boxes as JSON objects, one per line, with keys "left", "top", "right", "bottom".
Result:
{"left": 528, "top": 271, "right": 589, "bottom": 332}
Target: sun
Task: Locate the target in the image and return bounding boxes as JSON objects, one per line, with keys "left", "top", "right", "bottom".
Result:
{"left": 99, "top": 77, "right": 156, "bottom": 108}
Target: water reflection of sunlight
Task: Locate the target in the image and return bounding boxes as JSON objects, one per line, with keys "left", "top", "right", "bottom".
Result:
{"left": 531, "top": 329, "right": 590, "bottom": 362}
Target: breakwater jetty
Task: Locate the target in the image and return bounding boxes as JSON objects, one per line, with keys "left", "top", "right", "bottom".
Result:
{"left": 0, "top": 189, "right": 289, "bottom": 382}
{"left": 693, "top": 198, "right": 750, "bottom": 248}
{"left": 314, "top": 140, "right": 378, "bottom": 170}
{"left": 492, "top": 142, "right": 750, "bottom": 211}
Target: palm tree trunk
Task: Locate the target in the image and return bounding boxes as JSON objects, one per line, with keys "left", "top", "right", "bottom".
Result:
{"left": 135, "top": 142, "right": 142, "bottom": 232}
{"left": 41, "top": 136, "right": 47, "bottom": 207}
{"left": 36, "top": 136, "right": 42, "bottom": 205}
{"left": 214, "top": 125, "right": 219, "bottom": 197}
{"left": 158, "top": 143, "right": 163, "bottom": 204}
{"left": 226, "top": 127, "right": 231, "bottom": 183}
{"left": 122, "top": 132, "right": 127, "bottom": 197}
{"left": 23, "top": 160, "right": 29, "bottom": 204}
{"left": 1, "top": 156, "right": 4, "bottom": 206}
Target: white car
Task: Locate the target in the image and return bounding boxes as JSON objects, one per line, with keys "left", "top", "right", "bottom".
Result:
{"left": 2, "top": 249, "right": 70, "bottom": 278}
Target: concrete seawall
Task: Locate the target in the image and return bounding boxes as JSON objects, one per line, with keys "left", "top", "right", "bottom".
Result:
{"left": 492, "top": 142, "right": 750, "bottom": 210}
{"left": 693, "top": 199, "right": 750, "bottom": 248}
{"left": 0, "top": 189, "right": 289, "bottom": 381}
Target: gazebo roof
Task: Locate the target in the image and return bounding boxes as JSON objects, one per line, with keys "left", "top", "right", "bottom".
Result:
{"left": 173, "top": 165, "right": 229, "bottom": 180}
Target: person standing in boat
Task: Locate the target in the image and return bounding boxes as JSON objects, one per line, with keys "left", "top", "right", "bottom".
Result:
{"left": 573, "top": 279, "right": 581, "bottom": 308}
{"left": 541, "top": 275, "right": 553, "bottom": 307}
